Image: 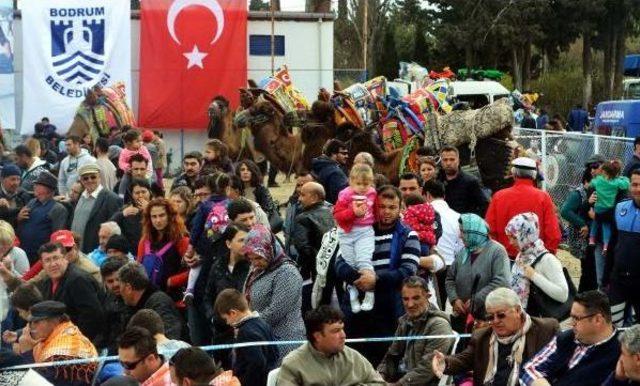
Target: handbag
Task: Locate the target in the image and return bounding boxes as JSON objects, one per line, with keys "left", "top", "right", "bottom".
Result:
{"left": 527, "top": 252, "right": 576, "bottom": 320}
{"left": 268, "top": 199, "right": 284, "bottom": 234}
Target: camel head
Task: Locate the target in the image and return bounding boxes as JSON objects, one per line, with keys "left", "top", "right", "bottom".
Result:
{"left": 208, "top": 95, "right": 230, "bottom": 119}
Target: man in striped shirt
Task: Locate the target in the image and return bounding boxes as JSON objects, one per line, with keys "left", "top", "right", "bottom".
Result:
{"left": 335, "top": 185, "right": 421, "bottom": 366}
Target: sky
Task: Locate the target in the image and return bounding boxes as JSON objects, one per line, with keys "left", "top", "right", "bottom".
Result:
{"left": 14, "top": 0, "right": 309, "bottom": 12}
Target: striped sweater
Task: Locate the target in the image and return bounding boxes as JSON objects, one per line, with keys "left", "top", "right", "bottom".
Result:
{"left": 335, "top": 220, "right": 420, "bottom": 319}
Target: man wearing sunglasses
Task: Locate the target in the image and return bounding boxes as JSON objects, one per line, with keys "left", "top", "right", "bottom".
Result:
{"left": 118, "top": 326, "right": 170, "bottom": 385}
{"left": 432, "top": 287, "right": 559, "bottom": 386}
{"left": 58, "top": 135, "right": 96, "bottom": 197}
{"left": 22, "top": 301, "right": 98, "bottom": 386}
{"left": 70, "top": 163, "right": 123, "bottom": 254}
{"left": 521, "top": 290, "right": 619, "bottom": 386}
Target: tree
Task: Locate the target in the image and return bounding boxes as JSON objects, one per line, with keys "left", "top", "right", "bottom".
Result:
{"left": 249, "top": 0, "right": 270, "bottom": 11}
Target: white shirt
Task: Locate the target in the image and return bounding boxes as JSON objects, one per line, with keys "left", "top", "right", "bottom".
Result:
{"left": 431, "top": 199, "right": 463, "bottom": 265}
{"left": 82, "top": 184, "right": 103, "bottom": 199}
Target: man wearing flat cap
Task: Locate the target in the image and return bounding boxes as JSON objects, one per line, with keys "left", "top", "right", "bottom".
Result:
{"left": 0, "top": 164, "right": 32, "bottom": 227}
{"left": 16, "top": 171, "right": 68, "bottom": 263}
{"left": 20, "top": 300, "right": 98, "bottom": 386}
{"left": 485, "top": 157, "right": 561, "bottom": 259}
{"left": 71, "top": 163, "right": 123, "bottom": 253}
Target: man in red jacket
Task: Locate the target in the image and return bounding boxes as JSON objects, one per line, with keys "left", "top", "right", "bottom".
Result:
{"left": 485, "top": 157, "right": 561, "bottom": 259}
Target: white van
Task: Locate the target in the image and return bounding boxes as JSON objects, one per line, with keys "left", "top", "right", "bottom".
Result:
{"left": 450, "top": 80, "right": 510, "bottom": 108}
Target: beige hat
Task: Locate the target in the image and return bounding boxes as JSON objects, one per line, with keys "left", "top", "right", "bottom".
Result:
{"left": 78, "top": 163, "right": 100, "bottom": 176}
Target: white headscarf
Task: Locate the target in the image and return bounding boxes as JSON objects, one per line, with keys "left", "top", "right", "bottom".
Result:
{"left": 506, "top": 212, "right": 548, "bottom": 308}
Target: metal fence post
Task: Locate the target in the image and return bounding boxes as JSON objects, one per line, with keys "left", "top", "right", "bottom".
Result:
{"left": 541, "top": 129, "right": 547, "bottom": 192}
{"left": 594, "top": 134, "right": 600, "bottom": 155}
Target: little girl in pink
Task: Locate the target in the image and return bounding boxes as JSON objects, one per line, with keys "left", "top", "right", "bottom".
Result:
{"left": 333, "top": 164, "right": 377, "bottom": 313}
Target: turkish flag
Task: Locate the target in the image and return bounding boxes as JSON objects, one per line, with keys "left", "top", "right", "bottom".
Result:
{"left": 139, "top": 0, "right": 247, "bottom": 129}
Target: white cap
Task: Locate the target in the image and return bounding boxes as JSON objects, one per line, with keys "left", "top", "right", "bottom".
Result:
{"left": 511, "top": 157, "right": 537, "bottom": 170}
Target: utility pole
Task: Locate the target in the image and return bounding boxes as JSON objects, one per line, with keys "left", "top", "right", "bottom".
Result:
{"left": 363, "top": 0, "right": 368, "bottom": 77}
{"left": 270, "top": 0, "right": 275, "bottom": 74}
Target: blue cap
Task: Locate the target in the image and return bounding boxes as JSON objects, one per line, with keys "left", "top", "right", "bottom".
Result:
{"left": 1, "top": 164, "right": 21, "bottom": 179}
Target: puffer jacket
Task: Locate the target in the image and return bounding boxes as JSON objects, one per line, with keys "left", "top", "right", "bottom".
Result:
{"left": 377, "top": 308, "right": 454, "bottom": 385}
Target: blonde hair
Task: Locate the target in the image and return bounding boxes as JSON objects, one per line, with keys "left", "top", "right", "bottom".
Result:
{"left": 25, "top": 138, "right": 41, "bottom": 157}
{"left": 0, "top": 220, "right": 16, "bottom": 246}
{"left": 349, "top": 164, "right": 374, "bottom": 183}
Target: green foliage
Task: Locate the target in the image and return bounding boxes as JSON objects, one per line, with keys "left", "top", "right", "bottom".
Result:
{"left": 249, "top": 0, "right": 270, "bottom": 11}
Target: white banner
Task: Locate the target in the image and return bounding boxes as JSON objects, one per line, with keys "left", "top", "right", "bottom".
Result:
{"left": 0, "top": 0, "right": 15, "bottom": 130}
{"left": 21, "top": 0, "right": 130, "bottom": 134}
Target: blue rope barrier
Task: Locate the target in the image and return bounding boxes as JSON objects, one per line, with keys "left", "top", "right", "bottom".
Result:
{"left": 0, "top": 333, "right": 471, "bottom": 371}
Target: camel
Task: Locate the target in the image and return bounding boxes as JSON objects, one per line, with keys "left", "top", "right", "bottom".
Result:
{"left": 67, "top": 82, "right": 135, "bottom": 140}
{"left": 245, "top": 99, "right": 304, "bottom": 175}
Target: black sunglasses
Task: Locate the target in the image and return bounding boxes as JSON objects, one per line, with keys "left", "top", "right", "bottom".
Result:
{"left": 120, "top": 357, "right": 145, "bottom": 370}
{"left": 81, "top": 174, "right": 98, "bottom": 181}
{"left": 486, "top": 311, "right": 508, "bottom": 321}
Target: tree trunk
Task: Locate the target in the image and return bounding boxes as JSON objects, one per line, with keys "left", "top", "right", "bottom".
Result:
{"left": 523, "top": 39, "right": 532, "bottom": 90}
{"left": 542, "top": 48, "right": 549, "bottom": 75}
{"left": 602, "top": 24, "right": 613, "bottom": 100}
{"left": 613, "top": 12, "right": 628, "bottom": 99}
{"left": 582, "top": 33, "right": 593, "bottom": 110}
{"left": 512, "top": 46, "right": 522, "bottom": 91}
{"left": 465, "top": 45, "right": 474, "bottom": 73}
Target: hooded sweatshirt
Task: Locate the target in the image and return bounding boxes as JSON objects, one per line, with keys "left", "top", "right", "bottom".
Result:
{"left": 58, "top": 148, "right": 96, "bottom": 195}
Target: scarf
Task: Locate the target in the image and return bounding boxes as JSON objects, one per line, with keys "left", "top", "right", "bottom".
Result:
{"left": 243, "top": 224, "right": 288, "bottom": 301}
{"left": 483, "top": 313, "right": 532, "bottom": 386}
{"left": 506, "top": 213, "right": 548, "bottom": 308}
{"left": 33, "top": 321, "right": 98, "bottom": 384}
{"left": 458, "top": 213, "right": 490, "bottom": 264}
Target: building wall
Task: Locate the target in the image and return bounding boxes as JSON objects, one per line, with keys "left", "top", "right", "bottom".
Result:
{"left": 11, "top": 16, "right": 333, "bottom": 171}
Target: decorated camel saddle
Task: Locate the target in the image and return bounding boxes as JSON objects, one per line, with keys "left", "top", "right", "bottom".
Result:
{"left": 68, "top": 81, "right": 136, "bottom": 140}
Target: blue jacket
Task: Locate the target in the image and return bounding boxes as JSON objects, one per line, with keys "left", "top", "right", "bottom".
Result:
{"left": 233, "top": 315, "right": 279, "bottom": 386}
{"left": 613, "top": 199, "right": 640, "bottom": 278}
{"left": 603, "top": 373, "right": 640, "bottom": 386}
{"left": 567, "top": 108, "right": 588, "bottom": 131}
{"left": 521, "top": 329, "right": 620, "bottom": 386}
{"left": 311, "top": 156, "right": 348, "bottom": 204}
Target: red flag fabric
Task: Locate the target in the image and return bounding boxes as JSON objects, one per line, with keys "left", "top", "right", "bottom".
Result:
{"left": 139, "top": 0, "right": 247, "bottom": 129}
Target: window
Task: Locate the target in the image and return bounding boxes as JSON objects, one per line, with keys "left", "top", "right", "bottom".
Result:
{"left": 249, "top": 35, "right": 285, "bottom": 56}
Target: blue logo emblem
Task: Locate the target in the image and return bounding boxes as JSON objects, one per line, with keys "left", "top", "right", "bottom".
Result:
{"left": 49, "top": 8, "right": 105, "bottom": 85}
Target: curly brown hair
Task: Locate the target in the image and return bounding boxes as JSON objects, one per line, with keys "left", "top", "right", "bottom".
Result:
{"left": 142, "top": 198, "right": 188, "bottom": 244}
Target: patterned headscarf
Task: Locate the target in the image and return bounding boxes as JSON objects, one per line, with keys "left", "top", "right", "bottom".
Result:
{"left": 242, "top": 224, "right": 288, "bottom": 300}
{"left": 458, "top": 213, "right": 490, "bottom": 264}
{"left": 506, "top": 212, "right": 549, "bottom": 307}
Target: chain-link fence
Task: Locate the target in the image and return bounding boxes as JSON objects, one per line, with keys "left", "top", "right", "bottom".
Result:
{"left": 513, "top": 128, "right": 634, "bottom": 207}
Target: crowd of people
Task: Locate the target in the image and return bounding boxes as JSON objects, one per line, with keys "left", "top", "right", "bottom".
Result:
{"left": 0, "top": 120, "right": 638, "bottom": 386}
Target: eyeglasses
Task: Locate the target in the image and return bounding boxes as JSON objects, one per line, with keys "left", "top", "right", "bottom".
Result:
{"left": 81, "top": 174, "right": 98, "bottom": 181}
{"left": 570, "top": 313, "right": 597, "bottom": 323}
{"left": 486, "top": 310, "right": 509, "bottom": 321}
{"left": 41, "top": 254, "right": 65, "bottom": 265}
{"left": 120, "top": 357, "right": 145, "bottom": 371}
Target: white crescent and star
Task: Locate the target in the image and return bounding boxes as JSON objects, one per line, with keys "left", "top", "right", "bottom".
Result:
{"left": 166, "top": 0, "right": 226, "bottom": 69}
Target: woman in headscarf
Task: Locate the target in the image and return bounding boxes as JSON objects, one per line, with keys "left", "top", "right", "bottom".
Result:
{"left": 445, "top": 213, "right": 511, "bottom": 332}
{"left": 242, "top": 224, "right": 305, "bottom": 363}
{"left": 507, "top": 212, "right": 568, "bottom": 316}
